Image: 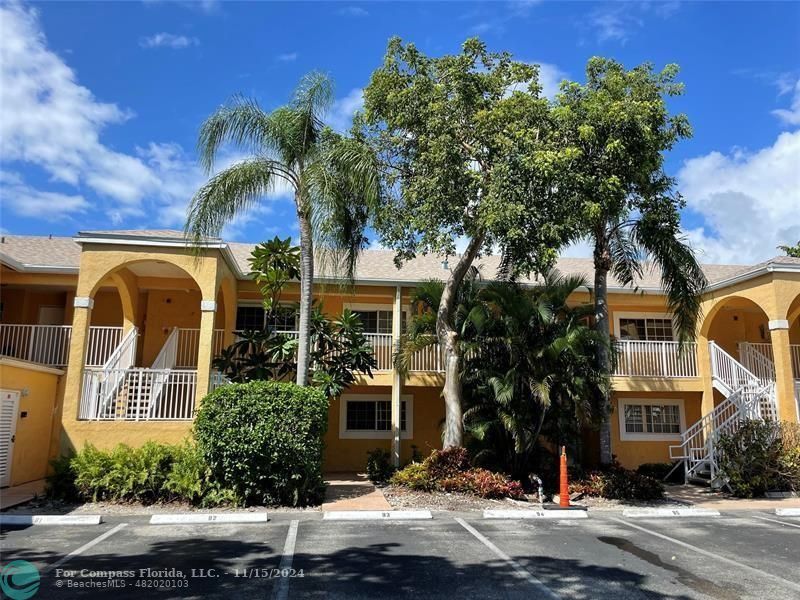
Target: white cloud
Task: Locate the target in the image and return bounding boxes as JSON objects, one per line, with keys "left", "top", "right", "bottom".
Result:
{"left": 328, "top": 88, "right": 364, "bottom": 132}
{"left": 678, "top": 130, "right": 800, "bottom": 264}
{"left": 0, "top": 171, "right": 90, "bottom": 220}
{"left": 587, "top": 2, "right": 679, "bottom": 44}
{"left": 772, "top": 79, "right": 800, "bottom": 126}
{"left": 537, "top": 63, "right": 568, "bottom": 99}
{"left": 140, "top": 32, "right": 199, "bottom": 49}
{"left": 338, "top": 6, "right": 368, "bottom": 17}
{"left": 276, "top": 52, "right": 298, "bottom": 62}
{"left": 0, "top": 3, "right": 280, "bottom": 232}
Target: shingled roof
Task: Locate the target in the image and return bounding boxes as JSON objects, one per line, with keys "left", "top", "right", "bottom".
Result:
{"left": 1, "top": 230, "right": 797, "bottom": 292}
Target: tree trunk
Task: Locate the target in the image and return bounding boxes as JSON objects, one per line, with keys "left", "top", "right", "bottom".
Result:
{"left": 296, "top": 208, "right": 314, "bottom": 386}
{"left": 437, "top": 231, "right": 485, "bottom": 448}
{"left": 593, "top": 239, "right": 613, "bottom": 465}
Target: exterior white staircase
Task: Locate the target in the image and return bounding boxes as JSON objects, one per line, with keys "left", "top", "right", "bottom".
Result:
{"left": 669, "top": 341, "right": 777, "bottom": 487}
{"left": 80, "top": 327, "right": 196, "bottom": 421}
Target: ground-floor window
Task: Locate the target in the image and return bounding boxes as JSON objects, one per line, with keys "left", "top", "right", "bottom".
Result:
{"left": 618, "top": 398, "right": 684, "bottom": 441}
{"left": 339, "top": 394, "right": 413, "bottom": 439}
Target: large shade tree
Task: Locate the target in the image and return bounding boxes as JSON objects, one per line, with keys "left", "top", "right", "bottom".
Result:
{"left": 361, "top": 38, "right": 580, "bottom": 448}
{"left": 186, "top": 73, "right": 380, "bottom": 386}
{"left": 552, "top": 58, "right": 707, "bottom": 463}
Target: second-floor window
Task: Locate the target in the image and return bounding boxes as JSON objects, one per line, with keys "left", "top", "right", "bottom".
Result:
{"left": 235, "top": 305, "right": 298, "bottom": 332}
{"left": 618, "top": 317, "right": 674, "bottom": 341}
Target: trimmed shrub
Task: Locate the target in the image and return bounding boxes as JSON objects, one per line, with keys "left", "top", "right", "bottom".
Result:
{"left": 390, "top": 448, "right": 524, "bottom": 499}
{"left": 571, "top": 462, "right": 665, "bottom": 501}
{"left": 366, "top": 448, "right": 395, "bottom": 484}
{"left": 195, "top": 381, "right": 329, "bottom": 506}
{"left": 717, "top": 420, "right": 800, "bottom": 498}
{"left": 390, "top": 462, "right": 434, "bottom": 491}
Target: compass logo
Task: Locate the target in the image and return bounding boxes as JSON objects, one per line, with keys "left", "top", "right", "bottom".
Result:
{"left": 0, "top": 560, "right": 40, "bottom": 600}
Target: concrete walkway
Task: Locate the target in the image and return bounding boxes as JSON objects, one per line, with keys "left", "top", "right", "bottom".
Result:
{"left": 665, "top": 484, "right": 800, "bottom": 510}
{"left": 0, "top": 479, "right": 46, "bottom": 510}
{"left": 322, "top": 472, "right": 391, "bottom": 511}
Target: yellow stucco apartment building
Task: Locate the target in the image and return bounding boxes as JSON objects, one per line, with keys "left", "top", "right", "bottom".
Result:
{"left": 1, "top": 229, "right": 799, "bottom": 488}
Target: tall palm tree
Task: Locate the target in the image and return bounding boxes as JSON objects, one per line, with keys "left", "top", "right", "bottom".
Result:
{"left": 186, "top": 73, "right": 380, "bottom": 385}
{"left": 554, "top": 58, "right": 707, "bottom": 464}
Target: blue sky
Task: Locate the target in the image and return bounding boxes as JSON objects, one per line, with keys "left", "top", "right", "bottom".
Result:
{"left": 1, "top": 0, "right": 798, "bottom": 264}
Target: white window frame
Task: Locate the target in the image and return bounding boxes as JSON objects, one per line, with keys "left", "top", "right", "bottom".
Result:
{"left": 618, "top": 398, "right": 685, "bottom": 442}
{"left": 614, "top": 311, "right": 676, "bottom": 342}
{"left": 343, "top": 302, "right": 411, "bottom": 335}
{"left": 339, "top": 393, "right": 413, "bottom": 440}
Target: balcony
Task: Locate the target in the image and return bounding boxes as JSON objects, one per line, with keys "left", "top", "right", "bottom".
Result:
{"left": 613, "top": 340, "right": 698, "bottom": 378}
{"left": 0, "top": 324, "right": 123, "bottom": 368}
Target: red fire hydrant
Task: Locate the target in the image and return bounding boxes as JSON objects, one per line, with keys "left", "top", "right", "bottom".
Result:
{"left": 559, "top": 445, "right": 570, "bottom": 508}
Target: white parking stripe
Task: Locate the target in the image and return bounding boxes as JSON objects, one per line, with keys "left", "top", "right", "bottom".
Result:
{"left": 610, "top": 517, "right": 800, "bottom": 593}
{"left": 455, "top": 518, "right": 561, "bottom": 600}
{"left": 271, "top": 519, "right": 299, "bottom": 600}
{"left": 750, "top": 515, "right": 800, "bottom": 530}
{"left": 44, "top": 523, "right": 128, "bottom": 573}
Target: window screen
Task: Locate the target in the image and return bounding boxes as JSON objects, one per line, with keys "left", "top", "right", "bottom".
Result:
{"left": 625, "top": 403, "right": 680, "bottom": 434}
{"left": 619, "top": 318, "right": 674, "bottom": 341}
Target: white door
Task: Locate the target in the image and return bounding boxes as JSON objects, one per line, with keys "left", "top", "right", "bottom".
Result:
{"left": 0, "top": 390, "right": 20, "bottom": 487}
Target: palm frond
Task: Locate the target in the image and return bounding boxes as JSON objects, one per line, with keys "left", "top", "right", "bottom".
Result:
{"left": 634, "top": 209, "right": 707, "bottom": 344}
{"left": 185, "top": 159, "right": 286, "bottom": 242}
{"left": 197, "top": 97, "right": 289, "bottom": 173}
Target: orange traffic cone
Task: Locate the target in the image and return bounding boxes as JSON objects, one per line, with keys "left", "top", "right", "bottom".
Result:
{"left": 559, "top": 446, "right": 570, "bottom": 508}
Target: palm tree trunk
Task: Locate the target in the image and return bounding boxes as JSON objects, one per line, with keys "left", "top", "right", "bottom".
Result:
{"left": 437, "top": 231, "right": 485, "bottom": 448}
{"left": 296, "top": 209, "right": 314, "bottom": 386}
{"left": 593, "top": 241, "right": 613, "bottom": 465}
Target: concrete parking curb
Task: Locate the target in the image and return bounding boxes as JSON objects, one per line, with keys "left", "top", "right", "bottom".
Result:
{"left": 775, "top": 508, "right": 800, "bottom": 517}
{"left": 484, "top": 509, "right": 588, "bottom": 519}
{"left": 622, "top": 508, "right": 721, "bottom": 518}
{"left": 323, "top": 510, "right": 433, "bottom": 520}
{"left": 0, "top": 515, "right": 103, "bottom": 526}
{"left": 149, "top": 513, "right": 268, "bottom": 524}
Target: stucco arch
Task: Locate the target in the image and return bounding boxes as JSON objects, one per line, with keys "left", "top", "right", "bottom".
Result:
{"left": 216, "top": 275, "right": 238, "bottom": 346}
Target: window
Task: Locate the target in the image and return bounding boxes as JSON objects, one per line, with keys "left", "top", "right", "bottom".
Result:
{"left": 236, "top": 305, "right": 265, "bottom": 331}
{"left": 265, "top": 306, "right": 298, "bottom": 332}
{"left": 339, "top": 394, "right": 413, "bottom": 439}
{"left": 236, "top": 305, "right": 297, "bottom": 332}
{"left": 345, "top": 400, "right": 407, "bottom": 431}
{"left": 352, "top": 310, "right": 393, "bottom": 334}
{"left": 620, "top": 399, "right": 683, "bottom": 440}
{"left": 618, "top": 317, "right": 674, "bottom": 341}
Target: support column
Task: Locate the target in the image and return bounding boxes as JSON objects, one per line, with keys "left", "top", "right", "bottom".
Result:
{"left": 391, "top": 285, "right": 402, "bottom": 468}
{"left": 62, "top": 296, "right": 93, "bottom": 421}
{"left": 697, "top": 333, "right": 715, "bottom": 416}
{"left": 195, "top": 299, "right": 217, "bottom": 406}
{"left": 769, "top": 320, "right": 799, "bottom": 423}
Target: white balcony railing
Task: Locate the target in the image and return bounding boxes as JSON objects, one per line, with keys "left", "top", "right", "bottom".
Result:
{"left": 79, "top": 368, "right": 196, "bottom": 421}
{"left": 613, "top": 340, "right": 698, "bottom": 378}
{"left": 0, "top": 324, "right": 124, "bottom": 368}
{"left": 175, "top": 328, "right": 225, "bottom": 367}
{"left": 86, "top": 326, "right": 124, "bottom": 367}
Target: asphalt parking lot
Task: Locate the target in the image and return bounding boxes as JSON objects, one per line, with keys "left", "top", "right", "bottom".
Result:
{"left": 1, "top": 511, "right": 798, "bottom": 599}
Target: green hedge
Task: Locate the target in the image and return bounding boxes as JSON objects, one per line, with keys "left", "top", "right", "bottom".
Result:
{"left": 194, "top": 381, "right": 329, "bottom": 506}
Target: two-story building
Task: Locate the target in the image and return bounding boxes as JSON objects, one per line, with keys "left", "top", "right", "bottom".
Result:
{"left": 1, "top": 229, "right": 798, "bottom": 488}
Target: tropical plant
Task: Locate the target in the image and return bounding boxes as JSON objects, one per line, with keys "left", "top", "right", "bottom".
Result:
{"left": 361, "top": 38, "right": 581, "bottom": 448}
{"left": 462, "top": 272, "right": 610, "bottom": 481}
{"left": 186, "top": 72, "right": 380, "bottom": 386}
{"left": 778, "top": 241, "right": 800, "bottom": 258}
{"left": 213, "top": 305, "right": 376, "bottom": 398}
{"left": 397, "top": 271, "right": 610, "bottom": 482}
{"left": 249, "top": 236, "right": 301, "bottom": 315}
{"left": 550, "top": 57, "right": 707, "bottom": 463}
